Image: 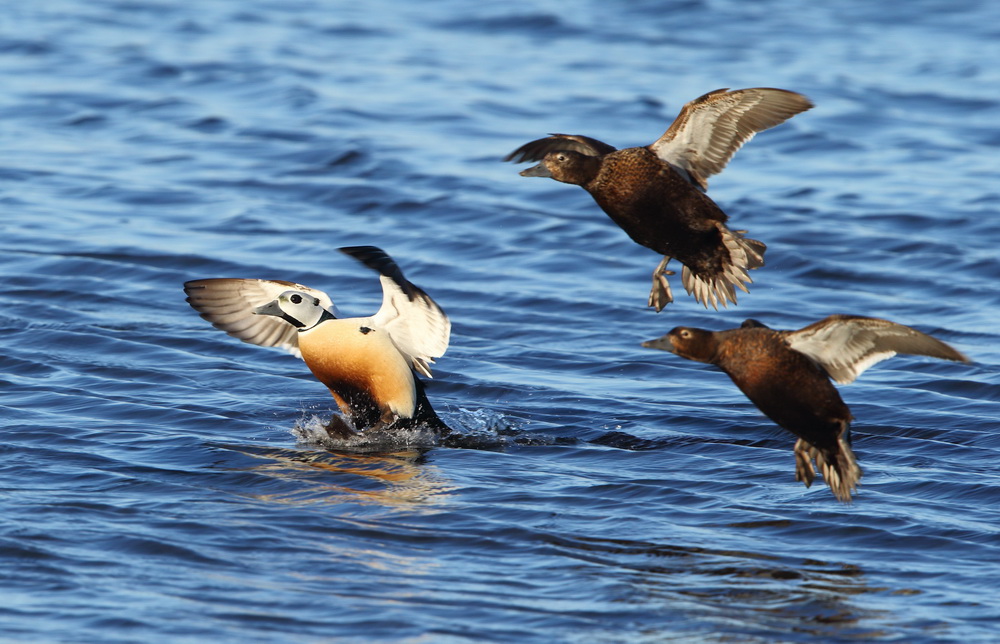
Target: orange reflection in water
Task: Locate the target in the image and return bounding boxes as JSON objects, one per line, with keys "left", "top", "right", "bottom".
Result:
{"left": 227, "top": 441, "right": 456, "bottom": 512}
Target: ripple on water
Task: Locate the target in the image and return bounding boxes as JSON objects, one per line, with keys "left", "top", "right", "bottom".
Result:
{"left": 1, "top": 0, "right": 999, "bottom": 642}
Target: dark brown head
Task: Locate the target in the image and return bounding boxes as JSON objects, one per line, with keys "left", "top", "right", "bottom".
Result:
{"left": 519, "top": 150, "right": 602, "bottom": 186}
{"left": 642, "top": 326, "right": 720, "bottom": 363}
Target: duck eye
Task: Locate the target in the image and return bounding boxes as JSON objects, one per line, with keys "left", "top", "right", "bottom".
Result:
{"left": 290, "top": 294, "right": 302, "bottom": 304}
{"left": 680, "top": 329, "right": 691, "bottom": 339}
{"left": 556, "top": 153, "right": 567, "bottom": 162}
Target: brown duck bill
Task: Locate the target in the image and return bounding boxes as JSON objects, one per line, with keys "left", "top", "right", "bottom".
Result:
{"left": 519, "top": 163, "right": 552, "bottom": 178}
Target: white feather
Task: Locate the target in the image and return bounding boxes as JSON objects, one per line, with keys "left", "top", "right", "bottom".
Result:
{"left": 185, "top": 253, "right": 451, "bottom": 378}
{"left": 184, "top": 278, "right": 336, "bottom": 359}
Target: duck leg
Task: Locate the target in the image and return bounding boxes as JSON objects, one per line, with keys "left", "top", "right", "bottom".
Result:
{"left": 366, "top": 408, "right": 402, "bottom": 433}
{"left": 648, "top": 255, "right": 676, "bottom": 312}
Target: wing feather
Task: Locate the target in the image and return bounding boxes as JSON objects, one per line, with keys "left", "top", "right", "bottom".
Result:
{"left": 504, "top": 134, "right": 617, "bottom": 163}
{"left": 184, "top": 278, "right": 335, "bottom": 359}
{"left": 649, "top": 88, "right": 813, "bottom": 190}
{"left": 339, "top": 246, "right": 451, "bottom": 378}
{"left": 785, "top": 315, "right": 970, "bottom": 384}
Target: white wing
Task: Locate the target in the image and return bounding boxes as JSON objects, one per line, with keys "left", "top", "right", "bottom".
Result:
{"left": 786, "top": 315, "right": 969, "bottom": 384}
{"left": 184, "top": 278, "right": 336, "bottom": 359}
{"left": 340, "top": 246, "right": 450, "bottom": 378}
{"left": 649, "top": 88, "right": 813, "bottom": 191}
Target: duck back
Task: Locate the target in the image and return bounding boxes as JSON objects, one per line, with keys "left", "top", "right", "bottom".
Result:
{"left": 585, "top": 148, "right": 729, "bottom": 258}
{"left": 714, "top": 329, "right": 852, "bottom": 450}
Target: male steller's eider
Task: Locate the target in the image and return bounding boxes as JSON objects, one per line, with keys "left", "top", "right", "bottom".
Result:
{"left": 184, "top": 246, "right": 451, "bottom": 437}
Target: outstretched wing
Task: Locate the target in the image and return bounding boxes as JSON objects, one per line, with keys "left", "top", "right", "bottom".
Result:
{"left": 184, "top": 278, "right": 335, "bottom": 359}
{"left": 785, "top": 314, "right": 970, "bottom": 384}
{"left": 339, "top": 246, "right": 450, "bottom": 378}
{"left": 649, "top": 88, "right": 813, "bottom": 191}
{"left": 504, "top": 134, "right": 617, "bottom": 163}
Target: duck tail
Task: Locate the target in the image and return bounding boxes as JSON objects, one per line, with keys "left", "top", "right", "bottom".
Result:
{"left": 680, "top": 226, "right": 767, "bottom": 310}
{"left": 411, "top": 375, "right": 452, "bottom": 434}
{"left": 793, "top": 431, "right": 862, "bottom": 503}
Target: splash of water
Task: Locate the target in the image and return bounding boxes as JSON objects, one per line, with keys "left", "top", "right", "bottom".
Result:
{"left": 289, "top": 408, "right": 574, "bottom": 452}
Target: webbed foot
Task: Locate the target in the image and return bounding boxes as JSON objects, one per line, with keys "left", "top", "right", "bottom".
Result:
{"left": 648, "top": 256, "right": 676, "bottom": 312}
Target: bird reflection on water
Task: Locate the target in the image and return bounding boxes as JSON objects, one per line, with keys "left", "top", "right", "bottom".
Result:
{"left": 215, "top": 443, "right": 898, "bottom": 640}
{"left": 215, "top": 407, "right": 562, "bottom": 510}
{"left": 222, "top": 441, "right": 456, "bottom": 510}
{"left": 543, "top": 532, "right": 895, "bottom": 639}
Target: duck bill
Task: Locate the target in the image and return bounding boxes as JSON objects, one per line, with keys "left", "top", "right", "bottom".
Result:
{"left": 519, "top": 163, "right": 552, "bottom": 178}
{"left": 253, "top": 300, "right": 283, "bottom": 317}
{"left": 641, "top": 336, "right": 674, "bottom": 353}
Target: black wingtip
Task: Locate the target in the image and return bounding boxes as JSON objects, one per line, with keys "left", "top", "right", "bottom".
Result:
{"left": 339, "top": 245, "right": 403, "bottom": 277}
{"left": 338, "top": 246, "right": 419, "bottom": 300}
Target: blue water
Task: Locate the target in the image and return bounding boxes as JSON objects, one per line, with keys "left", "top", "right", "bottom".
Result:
{"left": 2, "top": 0, "right": 999, "bottom": 641}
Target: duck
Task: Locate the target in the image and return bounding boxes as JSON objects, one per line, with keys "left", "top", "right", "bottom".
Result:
{"left": 506, "top": 87, "right": 813, "bottom": 311}
{"left": 184, "top": 246, "right": 451, "bottom": 437}
{"left": 642, "top": 315, "right": 970, "bottom": 502}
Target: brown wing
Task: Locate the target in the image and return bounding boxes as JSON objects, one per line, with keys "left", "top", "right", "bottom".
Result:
{"left": 785, "top": 314, "right": 970, "bottom": 384}
{"left": 504, "top": 134, "right": 617, "bottom": 163}
{"left": 649, "top": 88, "right": 813, "bottom": 190}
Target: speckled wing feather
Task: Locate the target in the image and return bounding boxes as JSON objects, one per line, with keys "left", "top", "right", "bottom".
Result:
{"left": 649, "top": 88, "right": 813, "bottom": 191}
{"left": 784, "top": 314, "right": 970, "bottom": 385}
{"left": 504, "top": 134, "right": 617, "bottom": 163}
{"left": 340, "top": 246, "right": 450, "bottom": 378}
{"left": 184, "top": 278, "right": 335, "bottom": 359}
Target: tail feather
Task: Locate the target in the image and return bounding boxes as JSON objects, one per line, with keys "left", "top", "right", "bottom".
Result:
{"left": 794, "top": 436, "right": 862, "bottom": 503}
{"left": 681, "top": 226, "right": 766, "bottom": 310}
{"left": 410, "top": 375, "right": 451, "bottom": 434}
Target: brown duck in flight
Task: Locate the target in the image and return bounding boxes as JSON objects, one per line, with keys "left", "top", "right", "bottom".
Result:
{"left": 506, "top": 87, "right": 813, "bottom": 311}
{"left": 642, "top": 315, "right": 970, "bottom": 502}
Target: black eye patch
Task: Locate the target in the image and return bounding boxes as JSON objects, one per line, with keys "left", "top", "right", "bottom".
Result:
{"left": 290, "top": 294, "right": 303, "bottom": 304}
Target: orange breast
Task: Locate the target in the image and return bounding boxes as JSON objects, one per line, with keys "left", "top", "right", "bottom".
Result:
{"left": 297, "top": 319, "right": 417, "bottom": 419}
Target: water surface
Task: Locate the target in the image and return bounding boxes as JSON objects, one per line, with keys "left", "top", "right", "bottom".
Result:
{"left": 2, "top": 1, "right": 999, "bottom": 641}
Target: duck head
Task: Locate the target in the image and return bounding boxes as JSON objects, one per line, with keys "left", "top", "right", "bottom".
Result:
{"left": 520, "top": 151, "right": 601, "bottom": 185}
{"left": 642, "top": 326, "right": 719, "bottom": 363}
{"left": 254, "top": 290, "right": 334, "bottom": 330}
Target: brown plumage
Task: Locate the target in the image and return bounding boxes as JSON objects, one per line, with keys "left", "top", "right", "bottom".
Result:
{"left": 506, "top": 88, "right": 812, "bottom": 311}
{"left": 184, "top": 246, "right": 451, "bottom": 436}
{"left": 642, "top": 315, "right": 970, "bottom": 502}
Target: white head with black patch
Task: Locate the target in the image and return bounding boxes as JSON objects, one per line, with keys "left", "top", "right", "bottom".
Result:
{"left": 254, "top": 290, "right": 334, "bottom": 330}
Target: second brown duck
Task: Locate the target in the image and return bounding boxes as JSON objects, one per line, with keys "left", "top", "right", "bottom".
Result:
{"left": 642, "top": 315, "right": 970, "bottom": 502}
{"left": 506, "top": 87, "right": 812, "bottom": 311}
